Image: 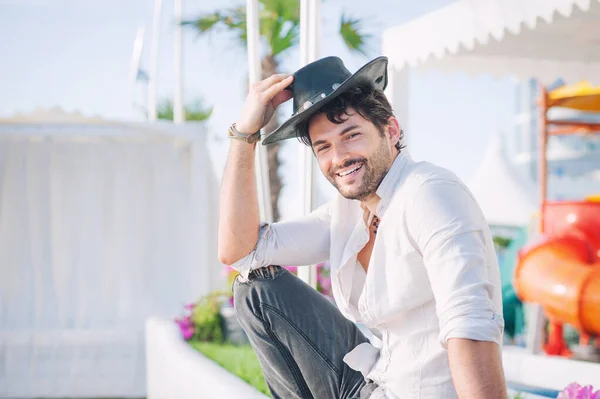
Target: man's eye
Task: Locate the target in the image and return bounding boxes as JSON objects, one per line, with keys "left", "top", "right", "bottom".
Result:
{"left": 347, "top": 132, "right": 359, "bottom": 139}
{"left": 317, "top": 145, "right": 330, "bottom": 153}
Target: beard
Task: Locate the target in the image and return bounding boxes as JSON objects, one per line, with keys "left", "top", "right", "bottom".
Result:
{"left": 326, "top": 137, "right": 392, "bottom": 201}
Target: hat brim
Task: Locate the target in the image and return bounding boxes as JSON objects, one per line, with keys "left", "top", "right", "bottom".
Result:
{"left": 262, "top": 56, "right": 389, "bottom": 146}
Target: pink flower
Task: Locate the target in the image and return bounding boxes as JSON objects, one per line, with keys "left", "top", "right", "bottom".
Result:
{"left": 284, "top": 265, "right": 298, "bottom": 274}
{"left": 174, "top": 316, "right": 196, "bottom": 341}
{"left": 317, "top": 273, "right": 332, "bottom": 292}
{"left": 316, "top": 262, "right": 332, "bottom": 295}
{"left": 557, "top": 383, "right": 600, "bottom": 399}
{"left": 181, "top": 326, "right": 195, "bottom": 340}
{"left": 223, "top": 266, "right": 238, "bottom": 277}
{"left": 175, "top": 316, "right": 192, "bottom": 329}
{"left": 184, "top": 303, "right": 195, "bottom": 311}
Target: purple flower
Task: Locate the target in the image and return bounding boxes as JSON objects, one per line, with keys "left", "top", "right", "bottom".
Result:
{"left": 557, "top": 383, "right": 600, "bottom": 399}
{"left": 184, "top": 303, "right": 195, "bottom": 311}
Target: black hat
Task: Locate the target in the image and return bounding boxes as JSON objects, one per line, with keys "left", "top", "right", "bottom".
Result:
{"left": 262, "top": 56, "right": 389, "bottom": 145}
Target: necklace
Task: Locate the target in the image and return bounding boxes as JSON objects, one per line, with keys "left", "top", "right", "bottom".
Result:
{"left": 372, "top": 215, "right": 380, "bottom": 235}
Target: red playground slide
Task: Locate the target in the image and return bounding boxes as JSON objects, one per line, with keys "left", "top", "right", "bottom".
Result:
{"left": 514, "top": 200, "right": 600, "bottom": 356}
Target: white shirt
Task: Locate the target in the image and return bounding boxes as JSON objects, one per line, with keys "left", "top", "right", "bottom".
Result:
{"left": 231, "top": 152, "right": 504, "bottom": 399}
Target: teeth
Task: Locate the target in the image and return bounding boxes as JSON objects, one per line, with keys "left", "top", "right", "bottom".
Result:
{"left": 338, "top": 165, "right": 361, "bottom": 177}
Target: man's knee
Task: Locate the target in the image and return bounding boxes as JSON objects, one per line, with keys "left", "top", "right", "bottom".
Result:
{"left": 232, "top": 265, "right": 286, "bottom": 319}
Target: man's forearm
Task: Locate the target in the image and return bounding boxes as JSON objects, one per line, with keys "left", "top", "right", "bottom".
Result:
{"left": 218, "top": 73, "right": 294, "bottom": 265}
{"left": 447, "top": 338, "right": 507, "bottom": 399}
{"left": 217, "top": 140, "right": 260, "bottom": 265}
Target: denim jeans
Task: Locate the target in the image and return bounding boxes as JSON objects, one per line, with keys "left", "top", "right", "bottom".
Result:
{"left": 233, "top": 266, "right": 378, "bottom": 399}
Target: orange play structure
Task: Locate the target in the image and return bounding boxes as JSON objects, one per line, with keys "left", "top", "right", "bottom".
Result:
{"left": 514, "top": 82, "right": 600, "bottom": 357}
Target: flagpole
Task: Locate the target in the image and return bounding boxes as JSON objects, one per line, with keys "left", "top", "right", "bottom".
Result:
{"left": 148, "top": 0, "right": 163, "bottom": 122}
{"left": 297, "top": 0, "right": 321, "bottom": 288}
{"left": 247, "top": 0, "right": 273, "bottom": 223}
{"left": 174, "top": 0, "right": 184, "bottom": 124}
{"left": 129, "top": 26, "right": 146, "bottom": 115}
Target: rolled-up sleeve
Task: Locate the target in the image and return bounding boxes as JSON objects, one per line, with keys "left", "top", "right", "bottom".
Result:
{"left": 406, "top": 177, "right": 504, "bottom": 349}
{"left": 229, "top": 202, "right": 332, "bottom": 279}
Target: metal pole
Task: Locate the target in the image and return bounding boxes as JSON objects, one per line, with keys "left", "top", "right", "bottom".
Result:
{"left": 525, "top": 84, "right": 549, "bottom": 356}
{"left": 174, "top": 0, "right": 184, "bottom": 124}
{"left": 297, "top": 0, "right": 321, "bottom": 288}
{"left": 299, "top": 0, "right": 315, "bottom": 216}
{"left": 128, "top": 26, "right": 146, "bottom": 115}
{"left": 247, "top": 0, "right": 273, "bottom": 223}
{"left": 308, "top": 0, "right": 320, "bottom": 61}
{"left": 299, "top": 0, "right": 310, "bottom": 66}
{"left": 538, "top": 86, "right": 548, "bottom": 234}
{"left": 148, "top": 0, "right": 163, "bottom": 122}
{"left": 308, "top": 0, "right": 320, "bottom": 213}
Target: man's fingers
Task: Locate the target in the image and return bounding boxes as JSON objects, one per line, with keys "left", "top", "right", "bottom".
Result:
{"left": 255, "top": 73, "right": 292, "bottom": 92}
{"left": 262, "top": 75, "right": 294, "bottom": 103}
{"left": 271, "top": 89, "right": 293, "bottom": 108}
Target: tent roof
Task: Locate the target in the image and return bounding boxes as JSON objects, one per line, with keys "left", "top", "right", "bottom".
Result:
{"left": 468, "top": 135, "right": 538, "bottom": 226}
{"left": 383, "top": 0, "right": 600, "bottom": 84}
{"left": 0, "top": 107, "right": 112, "bottom": 125}
{"left": 0, "top": 108, "right": 207, "bottom": 140}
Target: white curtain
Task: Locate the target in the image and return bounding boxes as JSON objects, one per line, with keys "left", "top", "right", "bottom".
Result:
{"left": 0, "top": 122, "right": 222, "bottom": 397}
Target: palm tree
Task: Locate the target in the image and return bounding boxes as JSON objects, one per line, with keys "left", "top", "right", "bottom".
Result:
{"left": 184, "top": 0, "right": 371, "bottom": 221}
{"left": 157, "top": 98, "right": 213, "bottom": 121}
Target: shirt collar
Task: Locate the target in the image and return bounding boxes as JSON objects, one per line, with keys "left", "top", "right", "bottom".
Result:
{"left": 375, "top": 151, "right": 412, "bottom": 217}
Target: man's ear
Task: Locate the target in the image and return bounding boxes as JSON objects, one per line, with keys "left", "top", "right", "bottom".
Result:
{"left": 386, "top": 116, "right": 402, "bottom": 147}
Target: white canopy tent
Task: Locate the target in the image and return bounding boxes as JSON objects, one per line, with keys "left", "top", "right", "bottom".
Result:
{"left": 383, "top": 0, "right": 600, "bottom": 131}
{"left": 383, "top": 0, "right": 600, "bottom": 84}
{"left": 467, "top": 134, "right": 538, "bottom": 227}
{"left": 0, "top": 109, "right": 221, "bottom": 397}
{"left": 382, "top": 0, "right": 600, "bottom": 224}
{"left": 382, "top": 0, "right": 600, "bottom": 220}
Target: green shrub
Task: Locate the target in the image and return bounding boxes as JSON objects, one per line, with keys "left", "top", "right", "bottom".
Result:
{"left": 190, "top": 291, "right": 227, "bottom": 343}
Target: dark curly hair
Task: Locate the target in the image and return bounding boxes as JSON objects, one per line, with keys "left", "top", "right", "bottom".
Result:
{"left": 295, "top": 85, "right": 405, "bottom": 152}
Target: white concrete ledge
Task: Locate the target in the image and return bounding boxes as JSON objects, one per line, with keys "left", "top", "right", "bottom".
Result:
{"left": 145, "top": 316, "right": 268, "bottom": 399}
{"left": 145, "top": 324, "right": 599, "bottom": 399}
{"left": 503, "top": 345, "right": 600, "bottom": 391}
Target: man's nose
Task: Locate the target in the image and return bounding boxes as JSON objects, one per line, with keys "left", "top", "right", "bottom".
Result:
{"left": 331, "top": 144, "right": 350, "bottom": 169}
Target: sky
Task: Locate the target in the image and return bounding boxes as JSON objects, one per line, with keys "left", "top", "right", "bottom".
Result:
{"left": 0, "top": 0, "right": 518, "bottom": 220}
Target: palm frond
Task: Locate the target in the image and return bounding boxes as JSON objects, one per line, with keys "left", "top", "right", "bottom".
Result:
{"left": 260, "top": 0, "right": 299, "bottom": 57}
{"left": 261, "top": 0, "right": 299, "bottom": 22}
{"left": 183, "top": 1, "right": 301, "bottom": 57}
{"left": 182, "top": 7, "right": 247, "bottom": 45}
{"left": 339, "top": 14, "right": 373, "bottom": 57}
{"left": 271, "top": 21, "right": 299, "bottom": 55}
{"left": 181, "top": 12, "right": 221, "bottom": 33}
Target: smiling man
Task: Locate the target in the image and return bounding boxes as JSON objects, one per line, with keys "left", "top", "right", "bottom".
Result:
{"left": 219, "top": 56, "right": 507, "bottom": 399}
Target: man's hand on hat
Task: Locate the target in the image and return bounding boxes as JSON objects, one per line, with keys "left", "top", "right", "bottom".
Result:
{"left": 235, "top": 74, "right": 294, "bottom": 135}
